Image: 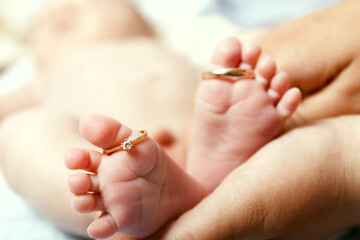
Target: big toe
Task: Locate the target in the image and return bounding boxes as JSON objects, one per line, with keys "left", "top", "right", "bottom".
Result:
{"left": 210, "top": 37, "right": 261, "bottom": 69}
{"left": 211, "top": 37, "right": 242, "bottom": 67}
{"left": 79, "top": 114, "right": 132, "bottom": 150}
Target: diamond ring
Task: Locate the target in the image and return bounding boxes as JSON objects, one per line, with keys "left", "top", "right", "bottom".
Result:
{"left": 202, "top": 68, "right": 255, "bottom": 81}
{"left": 102, "top": 130, "right": 148, "bottom": 155}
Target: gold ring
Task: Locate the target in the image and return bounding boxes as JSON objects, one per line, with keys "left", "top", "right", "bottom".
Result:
{"left": 103, "top": 130, "right": 148, "bottom": 155}
{"left": 202, "top": 68, "right": 255, "bottom": 81}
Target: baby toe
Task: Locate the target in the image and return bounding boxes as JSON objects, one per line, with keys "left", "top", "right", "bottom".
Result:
{"left": 65, "top": 148, "right": 101, "bottom": 173}
{"left": 72, "top": 194, "right": 104, "bottom": 213}
{"left": 68, "top": 173, "right": 99, "bottom": 194}
{"left": 268, "top": 71, "right": 291, "bottom": 102}
{"left": 240, "top": 41, "right": 261, "bottom": 69}
{"left": 277, "top": 88, "right": 302, "bottom": 118}
{"left": 79, "top": 114, "right": 132, "bottom": 150}
{"left": 88, "top": 213, "right": 117, "bottom": 239}
{"left": 210, "top": 37, "right": 242, "bottom": 67}
{"left": 68, "top": 173, "right": 90, "bottom": 194}
{"left": 255, "top": 56, "right": 276, "bottom": 87}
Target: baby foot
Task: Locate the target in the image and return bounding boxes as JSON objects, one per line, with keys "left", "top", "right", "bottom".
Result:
{"left": 65, "top": 115, "right": 207, "bottom": 239}
{"left": 187, "top": 37, "right": 302, "bottom": 191}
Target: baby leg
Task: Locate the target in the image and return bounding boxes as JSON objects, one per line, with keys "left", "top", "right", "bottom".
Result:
{"left": 0, "top": 109, "right": 94, "bottom": 237}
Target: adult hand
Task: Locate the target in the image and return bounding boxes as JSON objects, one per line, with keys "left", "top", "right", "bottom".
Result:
{"left": 147, "top": 116, "right": 360, "bottom": 239}
{"left": 240, "top": 0, "right": 360, "bottom": 130}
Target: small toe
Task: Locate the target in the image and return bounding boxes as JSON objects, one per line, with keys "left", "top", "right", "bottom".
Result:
{"left": 255, "top": 56, "right": 276, "bottom": 87}
{"left": 68, "top": 173, "right": 99, "bottom": 194}
{"left": 268, "top": 71, "right": 291, "bottom": 101}
{"left": 65, "top": 148, "right": 102, "bottom": 173}
{"left": 79, "top": 114, "right": 132, "bottom": 150}
{"left": 210, "top": 37, "right": 242, "bottom": 67}
{"left": 277, "top": 88, "right": 302, "bottom": 118}
{"left": 239, "top": 41, "right": 261, "bottom": 69}
{"left": 88, "top": 213, "right": 117, "bottom": 239}
{"left": 72, "top": 194, "right": 104, "bottom": 213}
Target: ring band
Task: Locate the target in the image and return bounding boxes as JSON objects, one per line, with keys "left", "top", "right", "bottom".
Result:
{"left": 103, "top": 130, "right": 148, "bottom": 155}
{"left": 202, "top": 68, "right": 255, "bottom": 81}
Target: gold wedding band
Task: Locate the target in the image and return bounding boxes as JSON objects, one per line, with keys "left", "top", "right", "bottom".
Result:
{"left": 202, "top": 68, "right": 255, "bottom": 81}
{"left": 103, "top": 130, "right": 148, "bottom": 155}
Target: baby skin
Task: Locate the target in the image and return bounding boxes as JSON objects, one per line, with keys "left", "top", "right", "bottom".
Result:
{"left": 187, "top": 37, "right": 301, "bottom": 190}
{"left": 65, "top": 37, "right": 301, "bottom": 239}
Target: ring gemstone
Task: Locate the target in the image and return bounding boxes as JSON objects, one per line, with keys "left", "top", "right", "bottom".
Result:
{"left": 123, "top": 140, "right": 133, "bottom": 150}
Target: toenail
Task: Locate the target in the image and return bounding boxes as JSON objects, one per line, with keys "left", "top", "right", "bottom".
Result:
{"left": 255, "top": 71, "right": 268, "bottom": 85}
{"left": 268, "top": 89, "right": 280, "bottom": 99}
{"left": 278, "top": 104, "right": 291, "bottom": 118}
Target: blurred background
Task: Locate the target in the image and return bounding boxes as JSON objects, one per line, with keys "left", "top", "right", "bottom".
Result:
{"left": 2, "top": 0, "right": 357, "bottom": 239}
{"left": 0, "top": 0, "right": 341, "bottom": 75}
